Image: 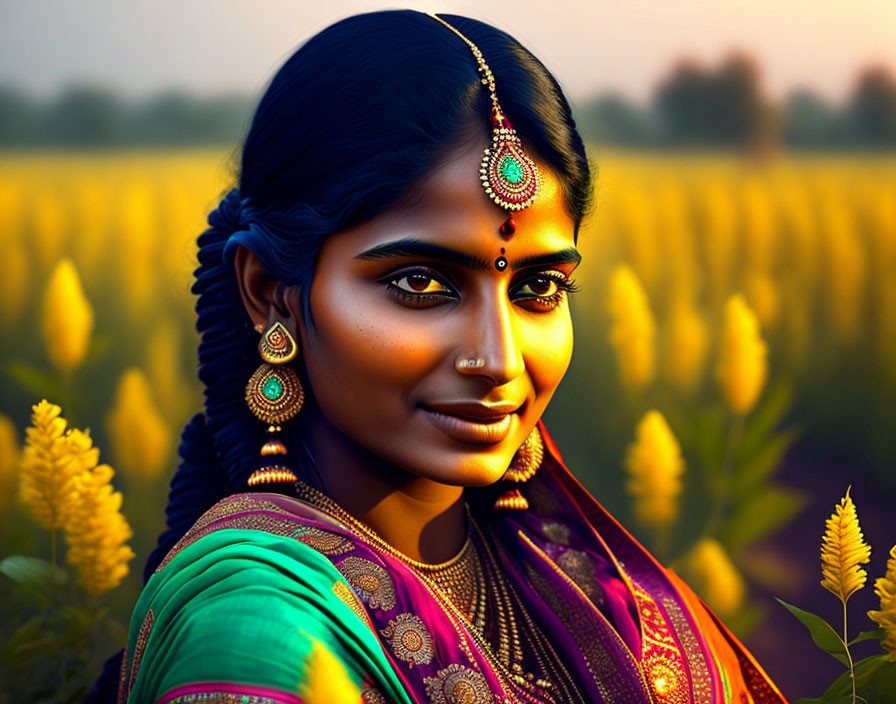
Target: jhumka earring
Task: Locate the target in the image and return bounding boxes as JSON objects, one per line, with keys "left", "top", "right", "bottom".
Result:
{"left": 426, "top": 13, "right": 540, "bottom": 234}
{"left": 245, "top": 321, "right": 305, "bottom": 487}
{"left": 494, "top": 426, "right": 544, "bottom": 511}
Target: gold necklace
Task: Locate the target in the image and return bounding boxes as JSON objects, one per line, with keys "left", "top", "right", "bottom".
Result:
{"left": 293, "top": 481, "right": 569, "bottom": 703}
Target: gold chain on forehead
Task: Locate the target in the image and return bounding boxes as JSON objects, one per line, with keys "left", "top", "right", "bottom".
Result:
{"left": 424, "top": 12, "right": 540, "bottom": 215}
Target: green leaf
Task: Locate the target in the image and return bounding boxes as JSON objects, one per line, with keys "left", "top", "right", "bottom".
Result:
{"left": 816, "top": 654, "right": 890, "bottom": 701}
{"left": 732, "top": 427, "right": 800, "bottom": 494}
{"left": 775, "top": 598, "right": 850, "bottom": 666}
{"left": 738, "top": 378, "right": 794, "bottom": 457}
{"left": 0, "top": 555, "right": 67, "bottom": 598}
{"left": 849, "top": 629, "right": 886, "bottom": 646}
{"left": 721, "top": 486, "right": 809, "bottom": 549}
{"left": 2, "top": 360, "right": 63, "bottom": 400}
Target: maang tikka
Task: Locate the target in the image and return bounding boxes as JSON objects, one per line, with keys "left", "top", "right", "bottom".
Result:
{"left": 426, "top": 12, "right": 540, "bottom": 238}
{"left": 245, "top": 321, "right": 305, "bottom": 487}
{"left": 494, "top": 426, "right": 544, "bottom": 511}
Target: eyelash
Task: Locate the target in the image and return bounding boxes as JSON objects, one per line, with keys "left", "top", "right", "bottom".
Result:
{"left": 383, "top": 267, "right": 579, "bottom": 311}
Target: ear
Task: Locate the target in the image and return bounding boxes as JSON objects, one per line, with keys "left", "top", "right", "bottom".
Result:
{"left": 233, "top": 245, "right": 302, "bottom": 339}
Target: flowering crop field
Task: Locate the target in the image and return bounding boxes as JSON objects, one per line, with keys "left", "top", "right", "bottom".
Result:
{"left": 0, "top": 149, "right": 894, "bottom": 699}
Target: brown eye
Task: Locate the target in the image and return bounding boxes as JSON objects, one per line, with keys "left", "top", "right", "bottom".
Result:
{"left": 393, "top": 273, "right": 452, "bottom": 294}
{"left": 526, "top": 276, "right": 557, "bottom": 296}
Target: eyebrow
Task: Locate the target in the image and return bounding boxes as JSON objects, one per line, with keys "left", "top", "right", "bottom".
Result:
{"left": 355, "top": 238, "right": 581, "bottom": 272}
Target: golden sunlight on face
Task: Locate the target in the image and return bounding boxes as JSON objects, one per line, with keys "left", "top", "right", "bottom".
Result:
{"left": 301, "top": 139, "right": 578, "bottom": 486}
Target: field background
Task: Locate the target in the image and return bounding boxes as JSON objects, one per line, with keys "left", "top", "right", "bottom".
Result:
{"left": 0, "top": 147, "right": 894, "bottom": 699}
{"left": 2, "top": 1, "right": 896, "bottom": 700}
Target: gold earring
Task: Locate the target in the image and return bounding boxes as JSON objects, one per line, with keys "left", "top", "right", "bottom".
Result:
{"left": 494, "top": 427, "right": 544, "bottom": 510}
{"left": 245, "top": 322, "right": 304, "bottom": 488}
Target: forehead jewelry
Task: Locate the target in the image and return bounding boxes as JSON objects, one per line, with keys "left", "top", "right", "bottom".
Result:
{"left": 426, "top": 13, "right": 540, "bottom": 243}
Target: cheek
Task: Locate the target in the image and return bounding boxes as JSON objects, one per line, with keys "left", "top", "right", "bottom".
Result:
{"left": 302, "top": 274, "right": 444, "bottom": 425}
{"left": 522, "top": 308, "right": 573, "bottom": 399}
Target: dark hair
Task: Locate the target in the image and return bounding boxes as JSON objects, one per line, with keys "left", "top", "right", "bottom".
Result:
{"left": 144, "top": 9, "right": 592, "bottom": 580}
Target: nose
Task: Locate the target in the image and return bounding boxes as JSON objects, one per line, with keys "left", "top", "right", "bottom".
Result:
{"left": 456, "top": 291, "right": 525, "bottom": 386}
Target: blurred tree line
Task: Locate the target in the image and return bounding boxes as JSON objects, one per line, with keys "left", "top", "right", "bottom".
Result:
{"left": 580, "top": 57, "right": 896, "bottom": 151}
{"left": 0, "top": 87, "right": 254, "bottom": 148}
{"left": 1, "top": 57, "right": 894, "bottom": 150}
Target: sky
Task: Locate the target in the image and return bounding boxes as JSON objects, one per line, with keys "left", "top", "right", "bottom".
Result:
{"left": 1, "top": 0, "right": 894, "bottom": 105}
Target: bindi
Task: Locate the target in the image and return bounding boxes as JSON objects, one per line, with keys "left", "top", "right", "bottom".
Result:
{"left": 494, "top": 246, "right": 508, "bottom": 272}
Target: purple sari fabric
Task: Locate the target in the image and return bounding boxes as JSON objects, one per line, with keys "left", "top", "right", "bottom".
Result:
{"left": 211, "top": 420, "right": 785, "bottom": 704}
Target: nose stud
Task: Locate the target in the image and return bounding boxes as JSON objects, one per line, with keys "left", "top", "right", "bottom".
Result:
{"left": 456, "top": 357, "right": 486, "bottom": 371}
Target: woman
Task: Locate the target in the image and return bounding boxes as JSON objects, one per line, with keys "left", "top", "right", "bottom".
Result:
{"left": 107, "top": 10, "right": 786, "bottom": 703}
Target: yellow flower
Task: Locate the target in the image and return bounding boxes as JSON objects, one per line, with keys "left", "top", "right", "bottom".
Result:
{"left": 0, "top": 413, "right": 21, "bottom": 515}
{"left": 616, "top": 185, "right": 660, "bottom": 293}
{"left": 741, "top": 178, "right": 776, "bottom": 274}
{"left": 62, "top": 428, "right": 134, "bottom": 597}
{"left": 679, "top": 538, "right": 746, "bottom": 617}
{"left": 698, "top": 180, "right": 738, "bottom": 309}
{"left": 146, "top": 321, "right": 193, "bottom": 423}
{"left": 625, "top": 410, "right": 685, "bottom": 530}
{"left": 607, "top": 265, "right": 656, "bottom": 392}
{"left": 661, "top": 296, "right": 708, "bottom": 394}
{"left": 821, "top": 487, "right": 871, "bottom": 604}
{"left": 743, "top": 272, "right": 779, "bottom": 329}
{"left": 41, "top": 259, "right": 94, "bottom": 372}
{"left": 31, "top": 187, "right": 68, "bottom": 269}
{"left": 106, "top": 368, "right": 172, "bottom": 480}
{"left": 0, "top": 181, "right": 28, "bottom": 322}
{"left": 716, "top": 294, "right": 767, "bottom": 415}
{"left": 298, "top": 638, "right": 360, "bottom": 704}
{"left": 822, "top": 199, "right": 865, "bottom": 342}
{"left": 118, "top": 182, "right": 158, "bottom": 316}
{"left": 868, "top": 545, "right": 896, "bottom": 662}
{"left": 19, "top": 400, "right": 82, "bottom": 531}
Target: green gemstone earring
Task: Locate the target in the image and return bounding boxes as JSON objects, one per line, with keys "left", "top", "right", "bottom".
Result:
{"left": 245, "top": 321, "right": 304, "bottom": 488}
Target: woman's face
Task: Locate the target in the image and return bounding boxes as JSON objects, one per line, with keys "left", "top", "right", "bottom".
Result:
{"left": 300, "top": 138, "right": 579, "bottom": 487}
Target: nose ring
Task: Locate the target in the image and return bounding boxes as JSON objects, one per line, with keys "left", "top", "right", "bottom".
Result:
{"left": 456, "top": 357, "right": 486, "bottom": 370}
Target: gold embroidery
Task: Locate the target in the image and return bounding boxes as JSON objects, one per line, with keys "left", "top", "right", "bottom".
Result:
{"left": 361, "top": 684, "right": 387, "bottom": 704}
{"left": 661, "top": 595, "right": 715, "bottom": 704}
{"left": 293, "top": 525, "right": 353, "bottom": 555}
{"left": 333, "top": 579, "right": 370, "bottom": 625}
{"left": 336, "top": 556, "right": 396, "bottom": 611}
{"left": 381, "top": 612, "right": 435, "bottom": 668}
{"left": 423, "top": 663, "right": 492, "bottom": 704}
{"left": 556, "top": 549, "right": 602, "bottom": 604}
{"left": 627, "top": 582, "right": 690, "bottom": 704}
{"left": 156, "top": 495, "right": 297, "bottom": 572}
{"left": 116, "top": 645, "right": 128, "bottom": 704}
{"left": 541, "top": 521, "right": 570, "bottom": 546}
{"left": 163, "top": 692, "right": 296, "bottom": 703}
{"left": 128, "top": 607, "right": 154, "bottom": 692}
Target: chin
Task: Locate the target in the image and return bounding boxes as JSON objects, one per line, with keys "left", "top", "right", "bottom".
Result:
{"left": 414, "top": 450, "right": 512, "bottom": 488}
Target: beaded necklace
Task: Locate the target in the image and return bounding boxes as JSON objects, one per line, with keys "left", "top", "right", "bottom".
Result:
{"left": 292, "top": 482, "right": 583, "bottom": 703}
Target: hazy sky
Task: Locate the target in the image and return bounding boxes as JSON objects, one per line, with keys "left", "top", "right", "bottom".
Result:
{"left": 2, "top": 0, "right": 894, "bottom": 104}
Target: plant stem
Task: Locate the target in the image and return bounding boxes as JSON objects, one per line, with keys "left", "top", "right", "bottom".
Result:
{"left": 705, "top": 412, "right": 745, "bottom": 537}
{"left": 51, "top": 529, "right": 57, "bottom": 567}
{"left": 843, "top": 599, "right": 857, "bottom": 704}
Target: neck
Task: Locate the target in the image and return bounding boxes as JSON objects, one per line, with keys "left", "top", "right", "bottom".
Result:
{"left": 298, "top": 408, "right": 466, "bottom": 563}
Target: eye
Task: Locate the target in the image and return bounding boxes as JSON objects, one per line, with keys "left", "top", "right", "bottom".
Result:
{"left": 511, "top": 270, "right": 579, "bottom": 312}
{"left": 383, "top": 267, "right": 457, "bottom": 308}
{"left": 518, "top": 275, "right": 560, "bottom": 297}
{"left": 392, "top": 272, "right": 453, "bottom": 295}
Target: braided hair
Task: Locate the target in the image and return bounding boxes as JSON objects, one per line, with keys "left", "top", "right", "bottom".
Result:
{"left": 90, "top": 12, "right": 591, "bottom": 700}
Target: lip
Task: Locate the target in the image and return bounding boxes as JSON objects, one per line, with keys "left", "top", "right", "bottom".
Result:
{"left": 420, "top": 401, "right": 522, "bottom": 445}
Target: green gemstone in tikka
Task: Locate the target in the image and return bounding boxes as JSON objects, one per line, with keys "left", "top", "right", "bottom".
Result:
{"left": 499, "top": 156, "right": 524, "bottom": 184}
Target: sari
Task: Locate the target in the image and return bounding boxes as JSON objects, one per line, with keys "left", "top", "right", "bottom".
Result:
{"left": 118, "top": 423, "right": 787, "bottom": 703}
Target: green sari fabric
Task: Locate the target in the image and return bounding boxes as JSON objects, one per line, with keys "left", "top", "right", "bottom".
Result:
{"left": 123, "top": 527, "right": 411, "bottom": 703}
